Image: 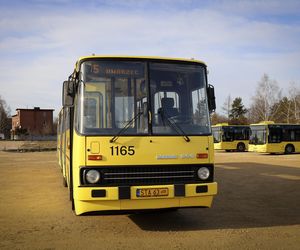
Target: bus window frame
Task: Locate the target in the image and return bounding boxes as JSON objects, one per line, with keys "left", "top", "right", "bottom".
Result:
{"left": 249, "top": 126, "right": 267, "bottom": 145}
{"left": 74, "top": 58, "right": 211, "bottom": 136}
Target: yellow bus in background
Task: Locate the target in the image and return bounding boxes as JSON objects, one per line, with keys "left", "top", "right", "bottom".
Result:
{"left": 212, "top": 123, "right": 250, "bottom": 152}
{"left": 249, "top": 121, "right": 300, "bottom": 154}
{"left": 57, "top": 55, "right": 217, "bottom": 215}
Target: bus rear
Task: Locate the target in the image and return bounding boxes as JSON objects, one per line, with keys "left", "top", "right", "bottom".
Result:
{"left": 59, "top": 56, "right": 217, "bottom": 215}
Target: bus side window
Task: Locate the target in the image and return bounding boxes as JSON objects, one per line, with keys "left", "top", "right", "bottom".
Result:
{"left": 295, "top": 130, "right": 300, "bottom": 141}
{"left": 290, "top": 130, "right": 295, "bottom": 141}
{"left": 84, "top": 98, "right": 97, "bottom": 128}
{"left": 84, "top": 92, "right": 103, "bottom": 129}
{"left": 269, "top": 128, "right": 282, "bottom": 143}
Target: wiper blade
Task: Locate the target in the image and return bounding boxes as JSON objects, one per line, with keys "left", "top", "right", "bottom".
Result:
{"left": 159, "top": 111, "right": 190, "bottom": 142}
{"left": 166, "top": 117, "right": 190, "bottom": 142}
{"left": 110, "top": 112, "right": 143, "bottom": 143}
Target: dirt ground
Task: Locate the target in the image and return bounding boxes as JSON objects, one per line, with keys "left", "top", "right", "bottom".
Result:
{"left": 0, "top": 150, "right": 299, "bottom": 250}
{"left": 0, "top": 140, "right": 56, "bottom": 152}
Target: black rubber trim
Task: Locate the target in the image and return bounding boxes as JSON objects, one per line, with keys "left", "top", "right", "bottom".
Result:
{"left": 91, "top": 189, "right": 106, "bottom": 198}
{"left": 174, "top": 184, "right": 185, "bottom": 197}
{"left": 196, "top": 185, "right": 208, "bottom": 193}
{"left": 119, "top": 186, "right": 131, "bottom": 199}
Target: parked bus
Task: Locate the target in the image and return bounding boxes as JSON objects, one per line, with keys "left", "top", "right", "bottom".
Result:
{"left": 57, "top": 55, "right": 217, "bottom": 215}
{"left": 249, "top": 121, "right": 300, "bottom": 154}
{"left": 212, "top": 123, "right": 250, "bottom": 152}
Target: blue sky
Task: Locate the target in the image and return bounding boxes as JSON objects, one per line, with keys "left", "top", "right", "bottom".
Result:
{"left": 1, "top": 0, "right": 300, "bottom": 117}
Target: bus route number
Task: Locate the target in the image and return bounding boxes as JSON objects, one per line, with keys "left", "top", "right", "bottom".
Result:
{"left": 110, "top": 146, "right": 135, "bottom": 156}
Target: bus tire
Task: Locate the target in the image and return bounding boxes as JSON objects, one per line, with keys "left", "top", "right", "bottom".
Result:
{"left": 285, "top": 144, "right": 294, "bottom": 154}
{"left": 71, "top": 199, "right": 75, "bottom": 211}
{"left": 69, "top": 189, "right": 75, "bottom": 211}
{"left": 237, "top": 143, "right": 246, "bottom": 152}
{"left": 63, "top": 177, "right": 68, "bottom": 187}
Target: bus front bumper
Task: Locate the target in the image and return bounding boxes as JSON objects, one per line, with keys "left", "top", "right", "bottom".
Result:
{"left": 74, "top": 182, "right": 217, "bottom": 215}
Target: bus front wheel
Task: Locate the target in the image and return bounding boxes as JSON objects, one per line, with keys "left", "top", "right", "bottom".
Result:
{"left": 237, "top": 143, "right": 246, "bottom": 152}
{"left": 285, "top": 144, "right": 294, "bottom": 154}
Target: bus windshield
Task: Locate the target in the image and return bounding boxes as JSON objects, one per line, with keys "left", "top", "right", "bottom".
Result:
{"left": 212, "top": 127, "right": 221, "bottom": 143}
{"left": 249, "top": 125, "right": 266, "bottom": 145}
{"left": 76, "top": 60, "right": 211, "bottom": 136}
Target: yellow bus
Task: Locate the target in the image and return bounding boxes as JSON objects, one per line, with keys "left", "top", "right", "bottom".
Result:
{"left": 58, "top": 55, "right": 217, "bottom": 215}
{"left": 249, "top": 121, "right": 300, "bottom": 154}
{"left": 212, "top": 123, "right": 250, "bottom": 152}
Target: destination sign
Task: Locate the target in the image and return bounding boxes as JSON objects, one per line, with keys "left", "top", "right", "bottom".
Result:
{"left": 85, "top": 61, "right": 144, "bottom": 78}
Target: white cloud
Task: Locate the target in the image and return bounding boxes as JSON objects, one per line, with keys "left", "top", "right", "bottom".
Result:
{"left": 0, "top": 2, "right": 300, "bottom": 117}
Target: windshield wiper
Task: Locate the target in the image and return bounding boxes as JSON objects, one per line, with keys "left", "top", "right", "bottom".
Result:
{"left": 159, "top": 111, "right": 190, "bottom": 142}
{"left": 110, "top": 112, "right": 143, "bottom": 143}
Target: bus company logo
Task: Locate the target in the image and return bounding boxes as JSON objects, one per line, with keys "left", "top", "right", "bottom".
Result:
{"left": 180, "top": 154, "right": 195, "bottom": 159}
{"left": 156, "top": 155, "right": 178, "bottom": 160}
{"left": 156, "top": 154, "right": 195, "bottom": 160}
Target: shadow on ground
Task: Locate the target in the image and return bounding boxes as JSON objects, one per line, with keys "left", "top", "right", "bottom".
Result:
{"left": 129, "top": 161, "right": 300, "bottom": 231}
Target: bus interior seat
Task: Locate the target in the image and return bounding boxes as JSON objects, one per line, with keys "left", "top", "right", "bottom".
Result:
{"left": 158, "top": 97, "right": 179, "bottom": 118}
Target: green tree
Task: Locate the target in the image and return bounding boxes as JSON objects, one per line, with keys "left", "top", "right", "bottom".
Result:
{"left": 229, "top": 97, "right": 248, "bottom": 124}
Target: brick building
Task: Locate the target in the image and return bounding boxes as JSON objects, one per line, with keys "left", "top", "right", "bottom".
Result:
{"left": 11, "top": 107, "right": 54, "bottom": 139}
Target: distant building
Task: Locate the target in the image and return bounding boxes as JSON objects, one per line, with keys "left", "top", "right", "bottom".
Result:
{"left": 11, "top": 107, "right": 54, "bottom": 139}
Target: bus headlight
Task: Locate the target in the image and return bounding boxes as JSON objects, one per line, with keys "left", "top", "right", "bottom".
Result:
{"left": 197, "top": 167, "right": 210, "bottom": 180}
{"left": 86, "top": 170, "right": 100, "bottom": 184}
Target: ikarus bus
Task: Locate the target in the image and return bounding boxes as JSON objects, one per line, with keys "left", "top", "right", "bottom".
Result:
{"left": 57, "top": 56, "right": 218, "bottom": 215}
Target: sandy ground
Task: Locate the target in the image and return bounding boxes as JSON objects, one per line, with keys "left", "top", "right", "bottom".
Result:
{"left": 0, "top": 150, "right": 299, "bottom": 249}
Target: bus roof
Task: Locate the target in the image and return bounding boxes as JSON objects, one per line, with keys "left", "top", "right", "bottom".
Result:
{"left": 74, "top": 55, "right": 207, "bottom": 72}
{"left": 250, "top": 121, "right": 273, "bottom": 126}
{"left": 212, "top": 123, "right": 249, "bottom": 127}
{"left": 212, "top": 123, "right": 229, "bottom": 127}
{"left": 250, "top": 121, "right": 300, "bottom": 126}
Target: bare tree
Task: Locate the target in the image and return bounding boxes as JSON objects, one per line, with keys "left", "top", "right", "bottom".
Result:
{"left": 222, "top": 94, "right": 231, "bottom": 122}
{"left": 271, "top": 97, "right": 293, "bottom": 123}
{"left": 0, "top": 95, "right": 11, "bottom": 139}
{"left": 249, "top": 74, "right": 282, "bottom": 123}
{"left": 211, "top": 112, "right": 228, "bottom": 125}
{"left": 288, "top": 82, "right": 300, "bottom": 123}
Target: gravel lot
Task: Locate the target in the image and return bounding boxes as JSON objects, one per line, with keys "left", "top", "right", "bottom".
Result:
{"left": 0, "top": 150, "right": 299, "bottom": 249}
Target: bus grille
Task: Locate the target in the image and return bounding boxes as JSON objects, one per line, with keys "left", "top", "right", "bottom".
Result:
{"left": 81, "top": 165, "right": 214, "bottom": 186}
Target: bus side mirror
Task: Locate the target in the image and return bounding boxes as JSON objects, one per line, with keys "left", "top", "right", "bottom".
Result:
{"left": 62, "top": 80, "right": 75, "bottom": 107}
{"left": 207, "top": 84, "right": 216, "bottom": 113}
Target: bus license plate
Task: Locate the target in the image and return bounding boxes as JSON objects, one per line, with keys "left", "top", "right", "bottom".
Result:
{"left": 136, "top": 188, "right": 169, "bottom": 198}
